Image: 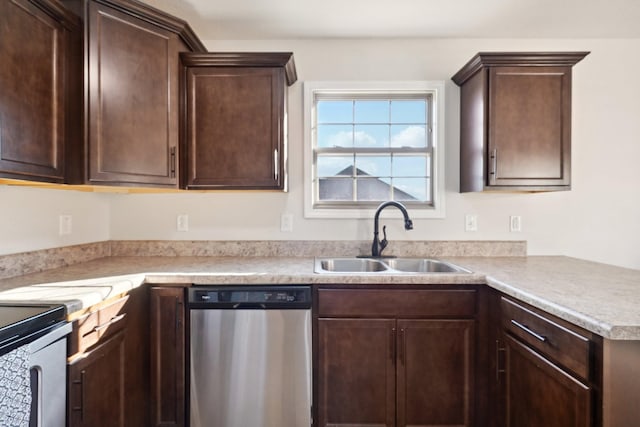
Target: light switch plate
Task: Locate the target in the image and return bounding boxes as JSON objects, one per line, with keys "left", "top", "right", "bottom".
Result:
{"left": 510, "top": 215, "right": 522, "bottom": 232}
{"left": 59, "top": 215, "right": 72, "bottom": 235}
{"left": 465, "top": 214, "right": 478, "bottom": 232}
{"left": 280, "top": 213, "right": 293, "bottom": 232}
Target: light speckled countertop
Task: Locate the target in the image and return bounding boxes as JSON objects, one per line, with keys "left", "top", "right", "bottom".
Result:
{"left": 0, "top": 255, "right": 638, "bottom": 340}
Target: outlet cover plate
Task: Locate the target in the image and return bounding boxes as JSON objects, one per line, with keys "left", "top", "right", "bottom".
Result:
{"left": 177, "top": 214, "right": 189, "bottom": 232}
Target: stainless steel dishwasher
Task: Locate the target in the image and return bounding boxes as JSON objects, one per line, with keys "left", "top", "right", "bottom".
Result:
{"left": 188, "top": 285, "right": 312, "bottom": 427}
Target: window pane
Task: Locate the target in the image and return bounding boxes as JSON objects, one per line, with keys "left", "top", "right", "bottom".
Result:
{"left": 393, "top": 178, "right": 429, "bottom": 202}
{"left": 317, "top": 155, "right": 354, "bottom": 177}
{"left": 356, "top": 177, "right": 391, "bottom": 201}
{"left": 310, "top": 87, "right": 438, "bottom": 212}
{"left": 390, "top": 125, "right": 426, "bottom": 147}
{"left": 355, "top": 155, "right": 391, "bottom": 177}
{"left": 318, "top": 101, "right": 352, "bottom": 123}
{"left": 317, "top": 124, "right": 353, "bottom": 147}
{"left": 394, "top": 156, "right": 427, "bottom": 177}
{"left": 354, "top": 101, "right": 389, "bottom": 123}
{"left": 353, "top": 125, "right": 389, "bottom": 147}
{"left": 391, "top": 100, "right": 426, "bottom": 124}
{"left": 319, "top": 177, "right": 353, "bottom": 201}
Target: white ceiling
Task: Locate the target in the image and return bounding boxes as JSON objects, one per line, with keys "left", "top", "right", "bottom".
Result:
{"left": 141, "top": 0, "right": 640, "bottom": 40}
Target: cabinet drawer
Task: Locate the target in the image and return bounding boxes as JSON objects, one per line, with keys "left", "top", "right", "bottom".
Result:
{"left": 501, "top": 297, "right": 591, "bottom": 379}
{"left": 318, "top": 288, "right": 477, "bottom": 318}
{"left": 70, "top": 295, "right": 129, "bottom": 355}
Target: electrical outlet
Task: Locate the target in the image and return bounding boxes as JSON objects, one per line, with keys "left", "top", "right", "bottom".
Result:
{"left": 465, "top": 214, "right": 478, "bottom": 232}
{"left": 59, "top": 215, "right": 72, "bottom": 235}
{"left": 177, "top": 214, "right": 189, "bottom": 232}
{"left": 280, "top": 213, "right": 293, "bottom": 232}
{"left": 510, "top": 215, "right": 522, "bottom": 232}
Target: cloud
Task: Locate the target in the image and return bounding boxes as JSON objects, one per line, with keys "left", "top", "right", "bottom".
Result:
{"left": 326, "top": 130, "right": 353, "bottom": 146}
{"left": 391, "top": 126, "right": 425, "bottom": 147}
{"left": 317, "top": 156, "right": 352, "bottom": 176}
{"left": 324, "top": 130, "right": 378, "bottom": 147}
{"left": 354, "top": 131, "right": 377, "bottom": 146}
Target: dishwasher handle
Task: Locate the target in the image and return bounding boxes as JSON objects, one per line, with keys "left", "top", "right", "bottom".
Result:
{"left": 233, "top": 303, "right": 267, "bottom": 309}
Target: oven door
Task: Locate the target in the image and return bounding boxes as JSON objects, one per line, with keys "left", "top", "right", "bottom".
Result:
{"left": 28, "top": 322, "right": 71, "bottom": 427}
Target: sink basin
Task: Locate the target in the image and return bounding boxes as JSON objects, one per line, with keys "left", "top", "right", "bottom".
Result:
{"left": 314, "top": 257, "right": 471, "bottom": 274}
{"left": 318, "top": 258, "right": 387, "bottom": 273}
{"left": 385, "top": 258, "right": 469, "bottom": 273}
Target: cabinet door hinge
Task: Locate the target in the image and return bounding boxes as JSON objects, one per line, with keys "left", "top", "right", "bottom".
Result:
{"left": 399, "top": 328, "right": 406, "bottom": 365}
{"left": 71, "top": 370, "right": 86, "bottom": 421}
{"left": 496, "top": 339, "right": 506, "bottom": 382}
{"left": 175, "top": 297, "right": 183, "bottom": 331}
{"left": 489, "top": 149, "right": 497, "bottom": 183}
{"left": 390, "top": 327, "right": 396, "bottom": 364}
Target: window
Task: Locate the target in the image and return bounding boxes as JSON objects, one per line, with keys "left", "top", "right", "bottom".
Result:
{"left": 304, "top": 81, "right": 445, "bottom": 219}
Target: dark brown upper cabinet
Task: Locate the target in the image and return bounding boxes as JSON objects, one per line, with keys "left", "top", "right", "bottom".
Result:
{"left": 180, "top": 52, "right": 297, "bottom": 190}
{"left": 63, "top": 0, "right": 206, "bottom": 187}
{"left": 0, "top": 0, "right": 80, "bottom": 183}
{"left": 452, "top": 52, "right": 589, "bottom": 192}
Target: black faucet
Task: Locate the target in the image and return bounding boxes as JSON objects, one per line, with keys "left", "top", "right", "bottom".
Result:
{"left": 371, "top": 201, "right": 414, "bottom": 257}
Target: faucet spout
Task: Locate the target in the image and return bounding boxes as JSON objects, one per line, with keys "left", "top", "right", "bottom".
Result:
{"left": 371, "top": 201, "right": 413, "bottom": 257}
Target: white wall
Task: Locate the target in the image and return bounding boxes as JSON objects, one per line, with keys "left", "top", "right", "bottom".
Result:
{"left": 2, "top": 38, "right": 638, "bottom": 270}
{"left": 0, "top": 185, "right": 110, "bottom": 255}
{"left": 109, "top": 38, "right": 640, "bottom": 270}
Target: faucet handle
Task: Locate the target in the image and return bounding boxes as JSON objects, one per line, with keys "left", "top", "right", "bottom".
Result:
{"left": 379, "top": 225, "right": 389, "bottom": 254}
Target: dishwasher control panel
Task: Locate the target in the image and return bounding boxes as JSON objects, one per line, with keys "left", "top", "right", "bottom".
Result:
{"left": 188, "top": 286, "right": 311, "bottom": 309}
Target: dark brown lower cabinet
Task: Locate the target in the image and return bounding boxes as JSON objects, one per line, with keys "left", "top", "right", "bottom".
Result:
{"left": 316, "top": 286, "right": 479, "bottom": 427}
{"left": 318, "top": 318, "right": 396, "bottom": 427}
{"left": 398, "top": 320, "right": 475, "bottom": 427}
{"left": 67, "top": 287, "right": 149, "bottom": 427}
{"left": 496, "top": 294, "right": 601, "bottom": 427}
{"left": 150, "top": 286, "right": 186, "bottom": 427}
{"left": 503, "top": 335, "right": 591, "bottom": 427}
{"left": 68, "top": 331, "right": 126, "bottom": 427}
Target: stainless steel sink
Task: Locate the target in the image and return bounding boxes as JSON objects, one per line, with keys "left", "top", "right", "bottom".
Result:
{"left": 385, "top": 258, "right": 469, "bottom": 273}
{"left": 318, "top": 258, "right": 388, "bottom": 273}
{"left": 314, "top": 257, "right": 471, "bottom": 274}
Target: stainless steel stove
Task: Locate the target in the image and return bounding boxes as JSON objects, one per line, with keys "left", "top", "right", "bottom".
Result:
{"left": 0, "top": 303, "right": 71, "bottom": 427}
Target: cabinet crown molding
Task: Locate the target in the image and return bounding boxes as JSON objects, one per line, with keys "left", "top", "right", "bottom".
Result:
{"left": 180, "top": 52, "right": 298, "bottom": 86}
{"left": 452, "top": 51, "right": 590, "bottom": 86}
{"left": 93, "top": 0, "right": 206, "bottom": 52}
{"left": 32, "top": 0, "right": 82, "bottom": 29}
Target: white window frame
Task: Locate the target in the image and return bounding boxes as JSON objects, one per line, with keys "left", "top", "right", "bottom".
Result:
{"left": 303, "top": 81, "right": 446, "bottom": 219}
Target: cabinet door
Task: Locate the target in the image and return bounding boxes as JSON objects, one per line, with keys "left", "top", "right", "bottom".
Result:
{"left": 123, "top": 286, "right": 150, "bottom": 427}
{"left": 488, "top": 66, "right": 571, "bottom": 187}
{"left": 0, "top": 0, "right": 72, "bottom": 182}
{"left": 397, "top": 320, "right": 476, "bottom": 427}
{"left": 317, "top": 318, "right": 396, "bottom": 427}
{"left": 68, "top": 330, "right": 126, "bottom": 427}
{"left": 184, "top": 67, "right": 285, "bottom": 189}
{"left": 150, "top": 287, "right": 186, "bottom": 427}
{"left": 87, "top": 2, "right": 183, "bottom": 186}
{"left": 503, "top": 334, "right": 592, "bottom": 427}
